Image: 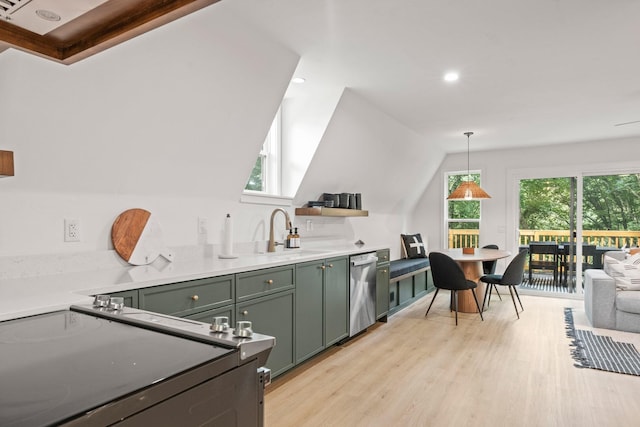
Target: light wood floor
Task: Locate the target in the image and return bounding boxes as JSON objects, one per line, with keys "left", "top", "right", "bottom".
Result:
{"left": 265, "top": 293, "right": 640, "bottom": 427}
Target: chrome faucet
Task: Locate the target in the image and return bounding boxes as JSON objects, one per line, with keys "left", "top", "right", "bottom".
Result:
{"left": 268, "top": 208, "right": 292, "bottom": 252}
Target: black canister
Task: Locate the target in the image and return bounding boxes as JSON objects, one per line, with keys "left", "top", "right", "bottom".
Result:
{"left": 355, "top": 193, "right": 362, "bottom": 210}
{"left": 348, "top": 193, "right": 356, "bottom": 209}
{"left": 340, "top": 193, "right": 350, "bottom": 208}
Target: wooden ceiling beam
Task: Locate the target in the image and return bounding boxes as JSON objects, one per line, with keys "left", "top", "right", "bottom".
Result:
{"left": 0, "top": 0, "right": 222, "bottom": 65}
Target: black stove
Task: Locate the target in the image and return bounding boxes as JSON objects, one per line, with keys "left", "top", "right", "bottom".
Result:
{"left": 0, "top": 301, "right": 275, "bottom": 427}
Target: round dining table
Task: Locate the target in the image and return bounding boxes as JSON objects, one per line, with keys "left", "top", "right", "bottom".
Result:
{"left": 434, "top": 248, "right": 511, "bottom": 313}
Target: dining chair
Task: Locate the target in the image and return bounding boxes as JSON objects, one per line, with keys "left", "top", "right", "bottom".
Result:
{"left": 528, "top": 242, "right": 559, "bottom": 285}
{"left": 480, "top": 249, "right": 528, "bottom": 318}
{"left": 561, "top": 244, "right": 597, "bottom": 286}
{"left": 426, "top": 252, "right": 484, "bottom": 325}
{"left": 481, "top": 244, "right": 502, "bottom": 303}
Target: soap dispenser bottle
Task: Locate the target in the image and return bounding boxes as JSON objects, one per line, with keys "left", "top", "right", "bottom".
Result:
{"left": 286, "top": 229, "right": 293, "bottom": 249}
{"left": 293, "top": 227, "right": 300, "bottom": 248}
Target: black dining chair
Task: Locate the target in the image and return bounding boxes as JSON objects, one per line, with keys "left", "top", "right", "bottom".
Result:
{"left": 528, "top": 242, "right": 559, "bottom": 285}
{"left": 426, "top": 252, "right": 484, "bottom": 325}
{"left": 482, "top": 244, "right": 502, "bottom": 303}
{"left": 561, "top": 244, "right": 597, "bottom": 286}
{"left": 481, "top": 249, "right": 528, "bottom": 318}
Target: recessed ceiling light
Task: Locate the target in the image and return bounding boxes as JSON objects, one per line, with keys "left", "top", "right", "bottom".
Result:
{"left": 291, "top": 77, "right": 306, "bottom": 84}
{"left": 35, "top": 9, "right": 61, "bottom": 22}
{"left": 444, "top": 72, "right": 459, "bottom": 82}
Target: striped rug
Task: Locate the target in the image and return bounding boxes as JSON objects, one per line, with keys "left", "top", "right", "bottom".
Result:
{"left": 564, "top": 308, "right": 640, "bottom": 376}
{"left": 520, "top": 273, "right": 572, "bottom": 293}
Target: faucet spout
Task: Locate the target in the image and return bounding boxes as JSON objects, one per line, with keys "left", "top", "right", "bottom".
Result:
{"left": 268, "top": 208, "right": 292, "bottom": 252}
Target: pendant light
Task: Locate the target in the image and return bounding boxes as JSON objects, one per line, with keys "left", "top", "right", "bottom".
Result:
{"left": 447, "top": 132, "right": 490, "bottom": 200}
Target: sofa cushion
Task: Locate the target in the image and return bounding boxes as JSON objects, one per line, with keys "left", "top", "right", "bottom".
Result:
{"left": 390, "top": 258, "right": 430, "bottom": 279}
{"left": 606, "top": 256, "right": 640, "bottom": 278}
{"left": 616, "top": 291, "right": 640, "bottom": 315}
{"left": 401, "top": 233, "right": 427, "bottom": 259}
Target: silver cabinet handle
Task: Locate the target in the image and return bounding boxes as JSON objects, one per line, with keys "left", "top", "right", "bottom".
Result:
{"left": 191, "top": 295, "right": 199, "bottom": 301}
{"left": 242, "top": 310, "right": 249, "bottom": 316}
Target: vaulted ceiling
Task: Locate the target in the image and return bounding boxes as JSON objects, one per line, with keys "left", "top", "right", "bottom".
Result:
{"left": 226, "top": 0, "right": 640, "bottom": 153}
{"left": 2, "top": 0, "right": 640, "bottom": 155}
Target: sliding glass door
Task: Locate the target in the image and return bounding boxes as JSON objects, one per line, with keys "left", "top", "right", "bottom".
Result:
{"left": 518, "top": 172, "right": 640, "bottom": 294}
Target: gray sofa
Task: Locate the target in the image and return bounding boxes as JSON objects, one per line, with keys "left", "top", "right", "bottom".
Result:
{"left": 584, "top": 251, "right": 640, "bottom": 333}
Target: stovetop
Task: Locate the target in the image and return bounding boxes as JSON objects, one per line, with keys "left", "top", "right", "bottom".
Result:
{"left": 0, "top": 309, "right": 234, "bottom": 427}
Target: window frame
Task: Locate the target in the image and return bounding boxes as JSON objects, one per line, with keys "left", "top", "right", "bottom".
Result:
{"left": 445, "top": 170, "right": 483, "bottom": 249}
{"left": 243, "top": 107, "right": 282, "bottom": 196}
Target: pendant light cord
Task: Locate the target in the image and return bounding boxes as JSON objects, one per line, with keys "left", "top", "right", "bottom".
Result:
{"left": 464, "top": 131, "right": 473, "bottom": 182}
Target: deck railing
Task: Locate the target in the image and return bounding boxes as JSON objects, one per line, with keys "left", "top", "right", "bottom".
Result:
{"left": 448, "top": 229, "right": 640, "bottom": 249}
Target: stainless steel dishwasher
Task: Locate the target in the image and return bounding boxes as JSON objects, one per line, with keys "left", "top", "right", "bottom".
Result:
{"left": 349, "top": 252, "right": 378, "bottom": 336}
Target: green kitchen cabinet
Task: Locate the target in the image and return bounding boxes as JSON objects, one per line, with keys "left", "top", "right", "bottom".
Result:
{"left": 324, "top": 256, "right": 349, "bottom": 346}
{"left": 236, "top": 265, "right": 295, "bottom": 302}
{"left": 295, "top": 259, "right": 325, "bottom": 363}
{"left": 139, "top": 275, "right": 234, "bottom": 317}
{"left": 376, "top": 249, "right": 390, "bottom": 320}
{"left": 295, "top": 256, "right": 348, "bottom": 364}
{"left": 236, "top": 290, "right": 295, "bottom": 377}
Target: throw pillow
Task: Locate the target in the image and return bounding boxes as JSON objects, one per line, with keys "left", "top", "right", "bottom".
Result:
{"left": 604, "top": 255, "right": 626, "bottom": 277}
{"left": 624, "top": 253, "right": 640, "bottom": 266}
{"left": 401, "top": 233, "right": 427, "bottom": 259}
{"left": 608, "top": 259, "right": 640, "bottom": 279}
{"left": 615, "top": 268, "right": 640, "bottom": 290}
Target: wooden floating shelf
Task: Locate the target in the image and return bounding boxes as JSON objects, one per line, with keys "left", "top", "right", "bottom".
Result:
{"left": 0, "top": 150, "right": 14, "bottom": 177}
{"left": 295, "top": 207, "right": 369, "bottom": 217}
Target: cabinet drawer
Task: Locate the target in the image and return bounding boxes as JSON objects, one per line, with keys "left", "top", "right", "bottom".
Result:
{"left": 184, "top": 305, "right": 234, "bottom": 326}
{"left": 140, "top": 275, "right": 234, "bottom": 317}
{"left": 376, "top": 248, "right": 390, "bottom": 264}
{"left": 236, "top": 266, "right": 295, "bottom": 301}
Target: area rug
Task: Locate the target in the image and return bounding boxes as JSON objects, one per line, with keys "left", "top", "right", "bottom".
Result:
{"left": 564, "top": 308, "right": 640, "bottom": 376}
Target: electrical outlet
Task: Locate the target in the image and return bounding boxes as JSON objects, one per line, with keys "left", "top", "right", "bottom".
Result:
{"left": 198, "top": 217, "right": 208, "bottom": 235}
{"left": 64, "top": 219, "right": 81, "bottom": 242}
{"left": 197, "top": 217, "right": 208, "bottom": 245}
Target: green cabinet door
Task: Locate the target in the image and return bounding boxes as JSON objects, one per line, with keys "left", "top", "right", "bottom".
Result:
{"left": 376, "top": 264, "right": 390, "bottom": 319}
{"left": 295, "top": 260, "right": 325, "bottom": 363}
{"left": 324, "top": 256, "right": 348, "bottom": 346}
{"left": 236, "top": 290, "right": 295, "bottom": 377}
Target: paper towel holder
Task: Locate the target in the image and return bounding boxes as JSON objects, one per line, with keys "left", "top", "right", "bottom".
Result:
{"left": 218, "top": 213, "right": 238, "bottom": 259}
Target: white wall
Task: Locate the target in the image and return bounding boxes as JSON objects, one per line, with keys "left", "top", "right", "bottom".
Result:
{"left": 0, "top": 5, "right": 300, "bottom": 257}
{"left": 293, "top": 88, "right": 446, "bottom": 259}
{"left": 411, "top": 136, "right": 640, "bottom": 270}
{"left": 0, "top": 5, "right": 447, "bottom": 265}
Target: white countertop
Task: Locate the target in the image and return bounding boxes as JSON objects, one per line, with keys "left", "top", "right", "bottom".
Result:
{"left": 0, "top": 244, "right": 387, "bottom": 322}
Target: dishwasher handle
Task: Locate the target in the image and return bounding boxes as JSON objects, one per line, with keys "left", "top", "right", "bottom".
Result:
{"left": 351, "top": 256, "right": 378, "bottom": 267}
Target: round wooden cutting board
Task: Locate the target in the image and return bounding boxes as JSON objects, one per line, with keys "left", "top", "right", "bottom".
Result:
{"left": 111, "top": 208, "right": 174, "bottom": 265}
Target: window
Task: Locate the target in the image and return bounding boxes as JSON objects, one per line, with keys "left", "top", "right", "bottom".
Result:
{"left": 244, "top": 108, "right": 281, "bottom": 195}
{"left": 446, "top": 172, "right": 482, "bottom": 249}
